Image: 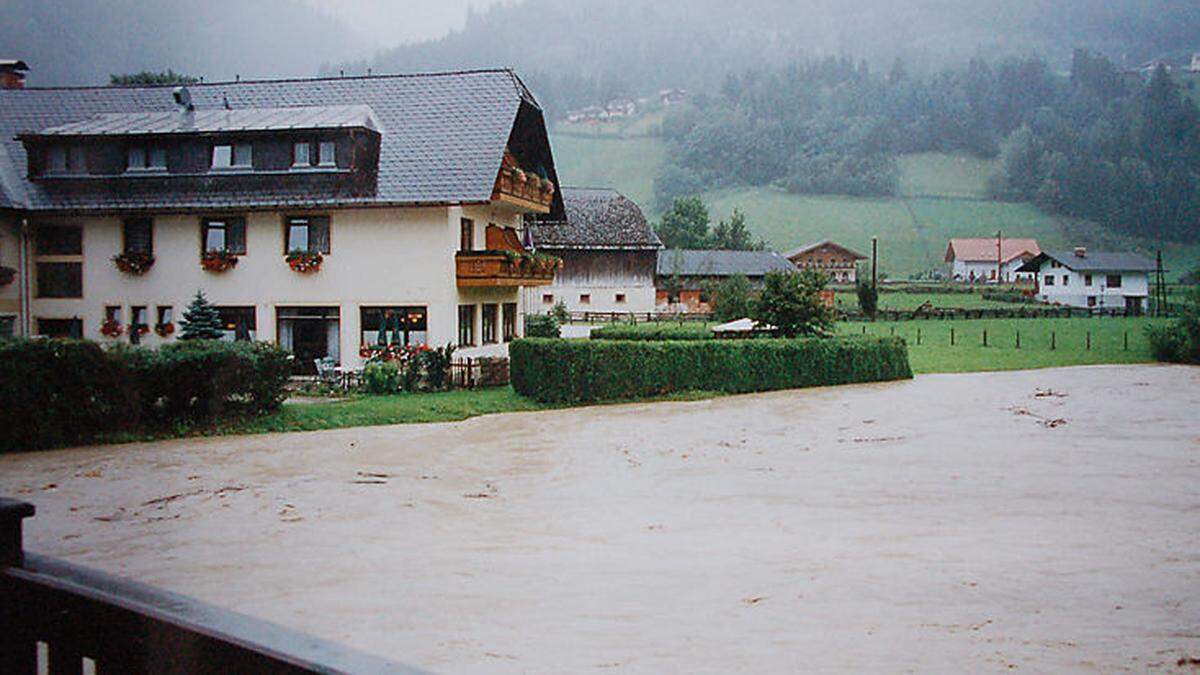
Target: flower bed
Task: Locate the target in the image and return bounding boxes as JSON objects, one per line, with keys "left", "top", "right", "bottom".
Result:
{"left": 511, "top": 336, "right": 912, "bottom": 403}
{"left": 113, "top": 251, "right": 155, "bottom": 276}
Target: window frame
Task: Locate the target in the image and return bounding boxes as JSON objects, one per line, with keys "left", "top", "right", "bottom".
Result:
{"left": 460, "top": 218, "right": 475, "bottom": 252}
{"left": 457, "top": 304, "right": 476, "bottom": 347}
{"left": 579, "top": 294, "right": 591, "bottom": 305}
{"left": 1106, "top": 274, "right": 1122, "bottom": 288}
{"left": 157, "top": 305, "right": 174, "bottom": 327}
{"left": 317, "top": 141, "right": 336, "bottom": 167}
{"left": 201, "top": 217, "right": 247, "bottom": 255}
{"left": 292, "top": 142, "right": 311, "bottom": 168}
{"left": 1043, "top": 275, "right": 1054, "bottom": 287}
{"left": 359, "top": 306, "right": 428, "bottom": 348}
{"left": 35, "top": 262, "right": 83, "bottom": 299}
{"left": 284, "top": 215, "right": 331, "bottom": 254}
{"left": 502, "top": 302, "right": 517, "bottom": 342}
{"left": 212, "top": 143, "right": 252, "bottom": 171}
{"left": 122, "top": 218, "right": 153, "bottom": 255}
{"left": 541, "top": 293, "right": 554, "bottom": 305}
{"left": 615, "top": 293, "right": 627, "bottom": 304}
{"left": 34, "top": 225, "right": 82, "bottom": 255}
{"left": 481, "top": 304, "right": 499, "bottom": 344}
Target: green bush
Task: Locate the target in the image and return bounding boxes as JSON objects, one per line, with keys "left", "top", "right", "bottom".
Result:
{"left": 1147, "top": 288, "right": 1200, "bottom": 364}
{"left": 980, "top": 289, "right": 1032, "bottom": 304}
{"left": 590, "top": 323, "right": 713, "bottom": 341}
{"left": 511, "top": 336, "right": 912, "bottom": 403}
{"left": 0, "top": 338, "right": 292, "bottom": 452}
{"left": 524, "top": 314, "right": 561, "bottom": 338}
{"left": 362, "top": 361, "right": 402, "bottom": 394}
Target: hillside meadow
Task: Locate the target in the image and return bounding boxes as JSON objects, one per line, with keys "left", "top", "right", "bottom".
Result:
{"left": 548, "top": 132, "right": 1200, "bottom": 281}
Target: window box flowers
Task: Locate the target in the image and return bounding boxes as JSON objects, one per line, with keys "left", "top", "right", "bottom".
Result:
{"left": 286, "top": 250, "right": 323, "bottom": 274}
{"left": 100, "top": 318, "right": 124, "bottom": 338}
{"left": 154, "top": 322, "right": 175, "bottom": 337}
{"left": 201, "top": 250, "right": 238, "bottom": 273}
{"left": 113, "top": 251, "right": 155, "bottom": 276}
{"left": 132, "top": 323, "right": 150, "bottom": 336}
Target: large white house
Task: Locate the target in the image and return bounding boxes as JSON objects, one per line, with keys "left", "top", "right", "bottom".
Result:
{"left": 526, "top": 187, "right": 662, "bottom": 315}
{"left": 1018, "top": 247, "right": 1155, "bottom": 313}
{"left": 0, "top": 69, "right": 564, "bottom": 371}
{"left": 945, "top": 237, "right": 1040, "bottom": 283}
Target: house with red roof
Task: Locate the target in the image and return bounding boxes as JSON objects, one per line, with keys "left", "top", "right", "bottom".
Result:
{"left": 945, "top": 237, "right": 1040, "bottom": 283}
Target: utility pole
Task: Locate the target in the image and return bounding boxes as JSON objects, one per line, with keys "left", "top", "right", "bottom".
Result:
{"left": 996, "top": 230, "right": 1003, "bottom": 284}
{"left": 871, "top": 236, "right": 878, "bottom": 291}
{"left": 1155, "top": 250, "right": 1168, "bottom": 317}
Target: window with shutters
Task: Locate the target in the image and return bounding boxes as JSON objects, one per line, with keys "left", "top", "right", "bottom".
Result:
{"left": 201, "top": 217, "right": 247, "bottom": 254}
{"left": 285, "top": 216, "right": 331, "bottom": 254}
{"left": 122, "top": 218, "right": 153, "bottom": 254}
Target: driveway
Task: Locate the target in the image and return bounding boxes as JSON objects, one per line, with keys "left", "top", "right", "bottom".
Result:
{"left": 2, "top": 365, "right": 1199, "bottom": 673}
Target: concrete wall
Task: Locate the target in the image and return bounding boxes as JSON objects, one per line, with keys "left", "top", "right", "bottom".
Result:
{"left": 25, "top": 203, "right": 530, "bottom": 366}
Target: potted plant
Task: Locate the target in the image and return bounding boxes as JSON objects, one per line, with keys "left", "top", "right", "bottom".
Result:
{"left": 286, "top": 250, "right": 323, "bottom": 273}
{"left": 112, "top": 251, "right": 155, "bottom": 276}
{"left": 100, "top": 318, "right": 123, "bottom": 338}
{"left": 154, "top": 322, "right": 175, "bottom": 337}
{"left": 201, "top": 250, "right": 238, "bottom": 273}
{"left": 0, "top": 266, "right": 14, "bottom": 287}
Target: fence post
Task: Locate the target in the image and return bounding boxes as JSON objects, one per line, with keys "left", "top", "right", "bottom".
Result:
{"left": 1124, "top": 331, "right": 1129, "bottom": 352}
{"left": 1086, "top": 331, "right": 1091, "bottom": 351}
{"left": 890, "top": 326, "right": 895, "bottom": 336}
{"left": 951, "top": 327, "right": 955, "bottom": 346}
{"left": 1016, "top": 330, "right": 1020, "bottom": 350}
{"left": 1051, "top": 331, "right": 1056, "bottom": 350}
{"left": 0, "top": 498, "right": 34, "bottom": 569}
{"left": 917, "top": 327, "right": 922, "bottom": 345}
{"left": 983, "top": 329, "right": 988, "bottom": 347}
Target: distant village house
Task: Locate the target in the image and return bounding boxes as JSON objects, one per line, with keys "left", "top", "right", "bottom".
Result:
{"left": 656, "top": 249, "right": 794, "bottom": 313}
{"left": 945, "top": 237, "right": 1040, "bottom": 283}
{"left": 785, "top": 240, "right": 867, "bottom": 284}
{"left": 1017, "top": 247, "right": 1155, "bottom": 314}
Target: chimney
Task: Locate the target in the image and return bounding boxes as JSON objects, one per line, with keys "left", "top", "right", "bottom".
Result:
{"left": 0, "top": 60, "right": 28, "bottom": 89}
{"left": 1074, "top": 246, "right": 1087, "bottom": 258}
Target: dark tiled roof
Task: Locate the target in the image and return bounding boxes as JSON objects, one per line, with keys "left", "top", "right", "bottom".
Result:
{"left": 0, "top": 69, "right": 540, "bottom": 212}
{"left": 1019, "top": 250, "right": 1157, "bottom": 273}
{"left": 30, "top": 105, "right": 382, "bottom": 136}
{"left": 657, "top": 249, "right": 795, "bottom": 277}
{"left": 529, "top": 187, "right": 661, "bottom": 250}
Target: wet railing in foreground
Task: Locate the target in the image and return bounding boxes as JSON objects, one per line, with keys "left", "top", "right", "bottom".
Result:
{"left": 0, "top": 498, "right": 419, "bottom": 674}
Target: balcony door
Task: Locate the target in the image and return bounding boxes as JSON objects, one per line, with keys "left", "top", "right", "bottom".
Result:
{"left": 277, "top": 306, "right": 340, "bottom": 374}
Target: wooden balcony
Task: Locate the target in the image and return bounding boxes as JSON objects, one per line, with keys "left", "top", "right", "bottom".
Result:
{"left": 456, "top": 251, "right": 556, "bottom": 287}
{"left": 492, "top": 165, "right": 555, "bottom": 213}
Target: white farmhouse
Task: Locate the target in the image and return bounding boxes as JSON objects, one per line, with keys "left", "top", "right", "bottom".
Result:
{"left": 1018, "top": 247, "right": 1156, "bottom": 314}
{"left": 945, "top": 237, "right": 1040, "bottom": 283}
{"left": 0, "top": 68, "right": 564, "bottom": 372}
{"left": 526, "top": 187, "right": 662, "bottom": 315}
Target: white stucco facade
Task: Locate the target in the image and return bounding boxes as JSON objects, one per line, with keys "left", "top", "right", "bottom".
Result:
{"left": 9, "top": 202, "right": 536, "bottom": 367}
{"left": 1035, "top": 263, "right": 1149, "bottom": 312}
{"left": 951, "top": 258, "right": 1033, "bottom": 284}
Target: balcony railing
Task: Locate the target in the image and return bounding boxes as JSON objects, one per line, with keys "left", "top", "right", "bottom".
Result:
{"left": 492, "top": 166, "right": 555, "bottom": 213}
{"left": 455, "top": 251, "right": 556, "bottom": 287}
{"left": 0, "top": 498, "right": 418, "bottom": 674}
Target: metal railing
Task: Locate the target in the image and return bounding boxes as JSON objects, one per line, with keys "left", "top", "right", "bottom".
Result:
{"left": 0, "top": 498, "right": 419, "bottom": 674}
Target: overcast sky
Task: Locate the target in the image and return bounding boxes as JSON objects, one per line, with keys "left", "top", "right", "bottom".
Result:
{"left": 303, "top": 0, "right": 508, "bottom": 47}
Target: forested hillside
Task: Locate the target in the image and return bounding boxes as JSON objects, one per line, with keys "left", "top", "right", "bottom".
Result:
{"left": 656, "top": 53, "right": 1200, "bottom": 243}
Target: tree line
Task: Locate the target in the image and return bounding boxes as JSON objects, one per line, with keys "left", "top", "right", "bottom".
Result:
{"left": 656, "top": 52, "right": 1200, "bottom": 243}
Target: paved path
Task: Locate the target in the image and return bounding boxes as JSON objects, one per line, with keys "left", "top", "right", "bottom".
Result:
{"left": 2, "top": 365, "right": 1199, "bottom": 673}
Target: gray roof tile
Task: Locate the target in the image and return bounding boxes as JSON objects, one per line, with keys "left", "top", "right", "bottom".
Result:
{"left": 529, "top": 187, "right": 661, "bottom": 250}
{"left": 1023, "top": 250, "right": 1157, "bottom": 273}
{"left": 657, "top": 249, "right": 795, "bottom": 277}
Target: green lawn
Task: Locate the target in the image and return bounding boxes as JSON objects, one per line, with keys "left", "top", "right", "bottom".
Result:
{"left": 548, "top": 134, "right": 1200, "bottom": 281}
{"left": 866, "top": 291, "right": 1016, "bottom": 311}
{"left": 838, "top": 317, "right": 1168, "bottom": 373}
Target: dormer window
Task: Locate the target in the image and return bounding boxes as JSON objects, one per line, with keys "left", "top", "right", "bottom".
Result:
{"left": 46, "top": 145, "right": 86, "bottom": 175}
{"left": 318, "top": 141, "right": 336, "bottom": 167}
{"left": 126, "top": 146, "right": 166, "bottom": 172}
{"left": 292, "top": 142, "right": 310, "bottom": 168}
{"left": 212, "top": 143, "right": 252, "bottom": 170}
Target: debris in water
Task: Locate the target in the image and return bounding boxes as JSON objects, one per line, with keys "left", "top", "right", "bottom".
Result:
{"left": 743, "top": 596, "right": 766, "bottom": 605}
{"left": 1034, "top": 389, "right": 1068, "bottom": 399}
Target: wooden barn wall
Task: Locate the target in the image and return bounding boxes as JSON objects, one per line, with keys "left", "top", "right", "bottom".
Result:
{"left": 554, "top": 250, "right": 656, "bottom": 285}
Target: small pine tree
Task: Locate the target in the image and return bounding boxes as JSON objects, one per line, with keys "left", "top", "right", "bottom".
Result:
{"left": 178, "top": 291, "right": 225, "bottom": 340}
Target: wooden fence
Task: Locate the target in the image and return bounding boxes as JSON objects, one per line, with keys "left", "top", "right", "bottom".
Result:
{"left": 450, "top": 357, "right": 510, "bottom": 389}
{"left": 0, "top": 498, "right": 419, "bottom": 674}
{"left": 570, "top": 306, "right": 1154, "bottom": 325}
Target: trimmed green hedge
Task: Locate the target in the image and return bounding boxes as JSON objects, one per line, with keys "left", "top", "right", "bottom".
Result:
{"left": 590, "top": 323, "right": 713, "bottom": 341}
{"left": 511, "top": 336, "right": 912, "bottom": 403}
{"left": 0, "top": 339, "right": 292, "bottom": 452}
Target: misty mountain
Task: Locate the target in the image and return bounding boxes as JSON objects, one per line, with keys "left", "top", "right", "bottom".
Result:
{"left": 359, "top": 0, "right": 1200, "bottom": 115}
{"left": 0, "top": 0, "right": 373, "bottom": 86}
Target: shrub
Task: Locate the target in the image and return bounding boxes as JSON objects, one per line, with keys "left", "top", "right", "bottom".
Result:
{"left": 420, "top": 344, "right": 456, "bottom": 391}
{"left": 511, "top": 336, "right": 912, "bottom": 404}
{"left": 0, "top": 339, "right": 292, "bottom": 452}
{"left": 752, "top": 269, "right": 834, "bottom": 337}
{"left": 551, "top": 301, "right": 571, "bottom": 324}
{"left": 980, "top": 289, "right": 1032, "bottom": 304}
{"left": 591, "top": 323, "right": 712, "bottom": 341}
{"left": 856, "top": 280, "right": 878, "bottom": 316}
{"left": 362, "top": 361, "right": 402, "bottom": 394}
{"left": 1147, "top": 287, "right": 1200, "bottom": 364}
{"left": 709, "top": 274, "right": 754, "bottom": 322}
{"left": 525, "top": 314, "right": 561, "bottom": 338}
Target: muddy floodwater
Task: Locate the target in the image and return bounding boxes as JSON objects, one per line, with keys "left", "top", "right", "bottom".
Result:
{"left": 2, "top": 365, "right": 1199, "bottom": 673}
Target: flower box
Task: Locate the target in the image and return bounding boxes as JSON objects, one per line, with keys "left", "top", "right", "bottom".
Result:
{"left": 154, "top": 322, "right": 175, "bottom": 337}
{"left": 286, "top": 250, "right": 323, "bottom": 274}
{"left": 113, "top": 251, "right": 155, "bottom": 276}
{"left": 100, "top": 319, "right": 124, "bottom": 338}
{"left": 201, "top": 250, "right": 238, "bottom": 273}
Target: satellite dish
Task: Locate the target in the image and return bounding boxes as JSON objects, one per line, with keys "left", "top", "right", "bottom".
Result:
{"left": 172, "top": 86, "right": 194, "bottom": 112}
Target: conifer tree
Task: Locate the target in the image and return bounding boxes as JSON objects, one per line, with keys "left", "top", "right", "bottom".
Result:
{"left": 178, "top": 291, "right": 224, "bottom": 340}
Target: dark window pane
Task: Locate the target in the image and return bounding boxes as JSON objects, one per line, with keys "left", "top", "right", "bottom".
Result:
{"left": 502, "top": 302, "right": 517, "bottom": 342}
{"left": 123, "top": 218, "right": 153, "bottom": 254}
{"left": 309, "top": 216, "right": 330, "bottom": 253}
{"left": 36, "top": 262, "right": 82, "bottom": 298}
{"left": 37, "top": 318, "right": 82, "bottom": 338}
{"left": 460, "top": 218, "right": 474, "bottom": 252}
{"left": 458, "top": 304, "right": 475, "bottom": 346}
{"left": 482, "top": 304, "right": 498, "bottom": 344}
{"left": 360, "top": 306, "right": 427, "bottom": 347}
{"left": 227, "top": 218, "right": 247, "bottom": 254}
{"left": 35, "top": 225, "right": 82, "bottom": 255}
{"left": 203, "top": 217, "right": 246, "bottom": 254}
{"left": 216, "top": 306, "right": 256, "bottom": 341}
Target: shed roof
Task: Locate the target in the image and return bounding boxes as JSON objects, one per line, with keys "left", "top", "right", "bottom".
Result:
{"left": 28, "top": 105, "right": 382, "bottom": 137}
{"left": 528, "top": 187, "right": 661, "bottom": 250}
{"left": 0, "top": 68, "right": 556, "bottom": 213}
{"left": 945, "top": 238, "right": 1040, "bottom": 263}
{"left": 657, "top": 249, "right": 795, "bottom": 277}
{"left": 785, "top": 239, "right": 867, "bottom": 260}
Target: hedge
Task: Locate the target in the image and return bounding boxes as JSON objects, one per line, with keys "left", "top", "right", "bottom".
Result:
{"left": 0, "top": 339, "right": 292, "bottom": 452}
{"left": 510, "top": 336, "right": 912, "bottom": 403}
{"left": 589, "top": 323, "right": 713, "bottom": 341}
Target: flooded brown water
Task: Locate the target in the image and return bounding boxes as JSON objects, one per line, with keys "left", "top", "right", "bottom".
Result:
{"left": 2, "top": 365, "right": 1199, "bottom": 673}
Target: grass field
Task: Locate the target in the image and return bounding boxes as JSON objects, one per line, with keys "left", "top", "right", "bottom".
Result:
{"left": 548, "top": 133, "right": 1200, "bottom": 281}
